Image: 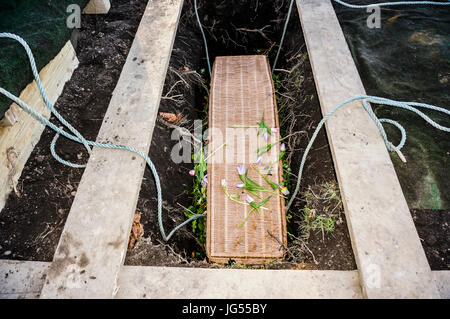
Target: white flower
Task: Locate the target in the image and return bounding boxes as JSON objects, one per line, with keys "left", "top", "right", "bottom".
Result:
{"left": 271, "top": 127, "right": 279, "bottom": 134}
{"left": 236, "top": 183, "right": 245, "bottom": 188}
{"left": 201, "top": 174, "right": 208, "bottom": 187}
{"left": 280, "top": 143, "right": 286, "bottom": 152}
{"left": 263, "top": 132, "right": 269, "bottom": 141}
{"left": 236, "top": 165, "right": 246, "bottom": 175}
{"left": 255, "top": 156, "right": 262, "bottom": 165}
{"left": 221, "top": 179, "right": 226, "bottom": 187}
{"left": 246, "top": 194, "right": 254, "bottom": 203}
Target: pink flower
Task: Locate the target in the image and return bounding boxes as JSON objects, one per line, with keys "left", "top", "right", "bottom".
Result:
{"left": 271, "top": 127, "right": 279, "bottom": 134}
{"left": 189, "top": 170, "right": 195, "bottom": 176}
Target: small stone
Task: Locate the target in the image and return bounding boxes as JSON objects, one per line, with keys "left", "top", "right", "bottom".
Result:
{"left": 71, "top": 191, "right": 77, "bottom": 197}
{"left": 3, "top": 250, "right": 11, "bottom": 256}
{"left": 36, "top": 155, "right": 46, "bottom": 163}
{"left": 425, "top": 235, "right": 437, "bottom": 246}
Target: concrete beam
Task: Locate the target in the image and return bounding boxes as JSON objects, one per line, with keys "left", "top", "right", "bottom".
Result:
{"left": 83, "top": 0, "right": 111, "bottom": 14}
{"left": 39, "top": 0, "right": 184, "bottom": 298}
{"left": 2, "top": 260, "right": 448, "bottom": 299}
{"left": 0, "top": 260, "right": 362, "bottom": 299}
{"left": 0, "top": 41, "right": 78, "bottom": 212}
{"left": 116, "top": 266, "right": 362, "bottom": 299}
{"left": 295, "top": 0, "right": 439, "bottom": 298}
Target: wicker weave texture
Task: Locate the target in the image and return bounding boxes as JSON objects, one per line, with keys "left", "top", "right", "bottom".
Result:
{"left": 206, "top": 56, "right": 287, "bottom": 264}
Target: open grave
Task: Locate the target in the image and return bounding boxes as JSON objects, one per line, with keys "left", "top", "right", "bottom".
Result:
{"left": 0, "top": 0, "right": 449, "bottom": 299}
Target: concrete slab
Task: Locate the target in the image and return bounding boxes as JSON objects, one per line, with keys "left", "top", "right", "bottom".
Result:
{"left": 0, "top": 260, "right": 49, "bottom": 299}
{"left": 116, "top": 266, "right": 362, "bottom": 299}
{"left": 39, "top": 0, "right": 184, "bottom": 298}
{"left": 0, "top": 41, "right": 78, "bottom": 212}
{"left": 433, "top": 271, "right": 450, "bottom": 299}
{"left": 0, "top": 260, "right": 362, "bottom": 299}
{"left": 296, "top": 0, "right": 439, "bottom": 298}
{"left": 83, "top": 0, "right": 111, "bottom": 14}
{"left": 2, "top": 260, "right": 448, "bottom": 299}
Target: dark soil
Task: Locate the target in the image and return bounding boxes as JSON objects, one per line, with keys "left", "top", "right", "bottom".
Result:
{"left": 0, "top": 0, "right": 149, "bottom": 261}
{"left": 126, "top": 0, "right": 356, "bottom": 270}
{"left": 411, "top": 209, "right": 449, "bottom": 270}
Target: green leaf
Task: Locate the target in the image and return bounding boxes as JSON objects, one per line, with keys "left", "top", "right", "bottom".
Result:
{"left": 239, "top": 196, "right": 271, "bottom": 228}
{"left": 257, "top": 144, "right": 272, "bottom": 156}
{"left": 255, "top": 196, "right": 271, "bottom": 209}
{"left": 239, "top": 207, "right": 256, "bottom": 228}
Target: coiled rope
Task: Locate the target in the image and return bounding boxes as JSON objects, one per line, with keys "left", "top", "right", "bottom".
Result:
{"left": 0, "top": 32, "right": 204, "bottom": 241}
{"left": 285, "top": 96, "right": 450, "bottom": 212}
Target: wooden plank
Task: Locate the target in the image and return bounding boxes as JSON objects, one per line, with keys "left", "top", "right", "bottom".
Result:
{"left": 39, "top": 0, "right": 184, "bottom": 298}
{"left": 296, "top": 0, "right": 439, "bottom": 298}
{"left": 0, "top": 41, "right": 78, "bottom": 212}
{"left": 206, "top": 56, "right": 287, "bottom": 264}
{"left": 83, "top": 0, "right": 111, "bottom": 14}
{"left": 0, "top": 107, "right": 17, "bottom": 127}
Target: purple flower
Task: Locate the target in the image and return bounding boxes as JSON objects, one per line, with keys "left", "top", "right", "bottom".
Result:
{"left": 280, "top": 185, "right": 290, "bottom": 196}
{"left": 255, "top": 156, "right": 262, "bottom": 165}
{"left": 236, "top": 165, "right": 246, "bottom": 175}
{"left": 236, "top": 183, "right": 245, "bottom": 188}
{"left": 189, "top": 170, "right": 195, "bottom": 177}
{"left": 246, "top": 194, "right": 254, "bottom": 203}
{"left": 201, "top": 174, "right": 208, "bottom": 188}
{"left": 263, "top": 132, "right": 269, "bottom": 141}
{"left": 280, "top": 143, "right": 286, "bottom": 152}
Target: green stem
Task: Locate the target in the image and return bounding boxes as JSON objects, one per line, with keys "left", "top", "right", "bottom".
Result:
{"left": 205, "top": 143, "right": 227, "bottom": 161}
{"left": 222, "top": 187, "right": 268, "bottom": 210}
{"left": 252, "top": 165, "right": 278, "bottom": 190}
{"left": 239, "top": 207, "right": 257, "bottom": 228}
{"left": 229, "top": 125, "right": 259, "bottom": 128}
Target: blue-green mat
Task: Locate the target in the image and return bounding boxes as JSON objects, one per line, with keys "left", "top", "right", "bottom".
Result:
{"left": 0, "top": 0, "right": 89, "bottom": 118}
